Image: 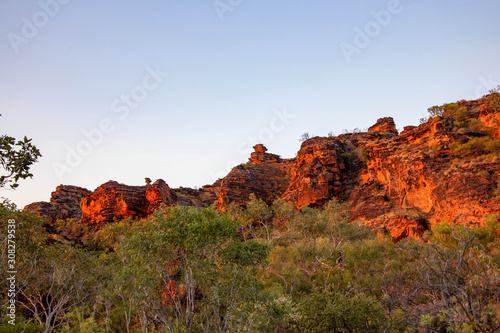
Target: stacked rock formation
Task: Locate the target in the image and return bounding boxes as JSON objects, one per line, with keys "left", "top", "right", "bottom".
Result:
{"left": 26, "top": 96, "right": 500, "bottom": 240}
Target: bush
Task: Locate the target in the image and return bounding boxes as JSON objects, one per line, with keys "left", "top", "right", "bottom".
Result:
{"left": 299, "top": 290, "right": 391, "bottom": 332}
{"left": 427, "top": 102, "right": 472, "bottom": 131}
{"left": 342, "top": 146, "right": 368, "bottom": 168}
{"left": 427, "top": 105, "right": 445, "bottom": 117}
{"left": 483, "top": 90, "right": 500, "bottom": 113}
{"left": 450, "top": 136, "right": 500, "bottom": 157}
{"left": 493, "top": 178, "right": 500, "bottom": 197}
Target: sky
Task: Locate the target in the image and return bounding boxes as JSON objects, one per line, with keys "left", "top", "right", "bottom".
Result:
{"left": 1, "top": 0, "right": 500, "bottom": 208}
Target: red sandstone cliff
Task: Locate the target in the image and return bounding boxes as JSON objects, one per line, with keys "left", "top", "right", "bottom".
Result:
{"left": 25, "top": 94, "right": 500, "bottom": 239}
{"left": 25, "top": 185, "right": 91, "bottom": 224}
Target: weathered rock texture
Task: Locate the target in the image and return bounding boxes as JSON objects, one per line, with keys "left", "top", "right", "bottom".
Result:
{"left": 281, "top": 138, "right": 349, "bottom": 208}
{"left": 25, "top": 95, "right": 500, "bottom": 239}
{"left": 174, "top": 184, "right": 219, "bottom": 208}
{"left": 26, "top": 179, "right": 178, "bottom": 227}
{"left": 146, "top": 179, "right": 179, "bottom": 213}
{"left": 212, "top": 98, "right": 500, "bottom": 236}
{"left": 368, "top": 117, "right": 399, "bottom": 135}
{"left": 80, "top": 180, "right": 178, "bottom": 225}
{"left": 347, "top": 98, "right": 500, "bottom": 233}
{"left": 25, "top": 185, "right": 91, "bottom": 223}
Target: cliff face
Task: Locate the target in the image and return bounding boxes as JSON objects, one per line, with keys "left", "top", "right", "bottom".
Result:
{"left": 25, "top": 95, "right": 500, "bottom": 239}
{"left": 215, "top": 145, "right": 292, "bottom": 210}
{"left": 352, "top": 109, "right": 500, "bottom": 226}
{"left": 281, "top": 138, "right": 351, "bottom": 208}
{"left": 79, "top": 179, "right": 179, "bottom": 225}
{"left": 25, "top": 185, "right": 91, "bottom": 224}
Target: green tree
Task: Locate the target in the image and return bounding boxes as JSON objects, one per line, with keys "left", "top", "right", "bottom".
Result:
{"left": 0, "top": 135, "right": 41, "bottom": 189}
{"left": 299, "top": 290, "right": 389, "bottom": 332}
{"left": 0, "top": 204, "right": 48, "bottom": 331}
{"left": 114, "top": 205, "right": 270, "bottom": 332}
{"left": 392, "top": 219, "right": 500, "bottom": 332}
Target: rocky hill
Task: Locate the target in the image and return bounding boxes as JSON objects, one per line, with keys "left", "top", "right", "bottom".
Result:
{"left": 25, "top": 94, "right": 500, "bottom": 240}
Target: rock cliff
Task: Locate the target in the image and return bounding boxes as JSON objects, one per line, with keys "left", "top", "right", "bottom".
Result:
{"left": 79, "top": 179, "right": 179, "bottom": 225}
{"left": 25, "top": 185, "right": 91, "bottom": 224}
{"left": 25, "top": 94, "right": 500, "bottom": 239}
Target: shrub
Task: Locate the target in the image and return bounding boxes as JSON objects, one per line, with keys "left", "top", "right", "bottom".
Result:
{"left": 299, "top": 290, "right": 390, "bottom": 332}
{"left": 450, "top": 136, "right": 500, "bottom": 157}
{"left": 427, "top": 102, "right": 472, "bottom": 131}
{"left": 427, "top": 105, "right": 445, "bottom": 117}
{"left": 342, "top": 146, "right": 368, "bottom": 168}
{"left": 493, "top": 178, "right": 500, "bottom": 197}
{"left": 299, "top": 133, "right": 310, "bottom": 142}
{"left": 487, "top": 91, "right": 500, "bottom": 112}
{"left": 356, "top": 146, "right": 368, "bottom": 163}
{"left": 431, "top": 143, "right": 441, "bottom": 156}
{"left": 468, "top": 118, "right": 486, "bottom": 133}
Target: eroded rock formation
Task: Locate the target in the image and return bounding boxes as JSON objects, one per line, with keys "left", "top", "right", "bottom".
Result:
{"left": 25, "top": 185, "right": 91, "bottom": 224}
{"left": 26, "top": 179, "right": 179, "bottom": 227}
{"left": 80, "top": 180, "right": 178, "bottom": 225}
{"left": 25, "top": 95, "right": 500, "bottom": 239}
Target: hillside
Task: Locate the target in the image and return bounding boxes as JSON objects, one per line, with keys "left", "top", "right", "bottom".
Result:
{"left": 8, "top": 92, "right": 500, "bottom": 332}
{"left": 26, "top": 93, "right": 500, "bottom": 240}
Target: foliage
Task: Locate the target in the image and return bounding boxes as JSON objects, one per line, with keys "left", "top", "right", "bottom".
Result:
{"left": 356, "top": 146, "right": 368, "bottom": 163}
{"left": 427, "top": 105, "right": 445, "bottom": 118}
{"left": 342, "top": 146, "right": 368, "bottom": 169}
{"left": 2, "top": 198, "right": 500, "bottom": 332}
{"left": 299, "top": 290, "right": 389, "bottom": 332}
{"left": 0, "top": 135, "right": 41, "bottom": 189}
{"left": 494, "top": 179, "right": 500, "bottom": 198}
{"left": 480, "top": 88, "right": 500, "bottom": 113}
{"left": 409, "top": 220, "right": 500, "bottom": 332}
{"left": 109, "top": 205, "right": 270, "bottom": 331}
{"left": 299, "top": 133, "right": 310, "bottom": 142}
{"left": 449, "top": 136, "right": 500, "bottom": 157}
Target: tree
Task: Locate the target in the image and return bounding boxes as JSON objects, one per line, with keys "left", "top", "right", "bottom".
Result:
{"left": 0, "top": 135, "right": 41, "bottom": 189}
{"left": 392, "top": 219, "right": 500, "bottom": 332}
{"left": 427, "top": 105, "right": 445, "bottom": 118}
{"left": 114, "top": 205, "right": 270, "bottom": 332}
{"left": 299, "top": 290, "right": 389, "bottom": 332}
{"left": 299, "top": 133, "right": 310, "bottom": 142}
{"left": 17, "top": 244, "right": 97, "bottom": 333}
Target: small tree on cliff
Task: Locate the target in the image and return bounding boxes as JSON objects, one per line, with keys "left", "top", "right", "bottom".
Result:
{"left": 427, "top": 105, "right": 445, "bottom": 118}
{"left": 299, "top": 133, "right": 310, "bottom": 142}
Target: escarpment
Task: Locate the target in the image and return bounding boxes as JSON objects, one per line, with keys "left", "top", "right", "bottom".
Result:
{"left": 26, "top": 94, "right": 500, "bottom": 239}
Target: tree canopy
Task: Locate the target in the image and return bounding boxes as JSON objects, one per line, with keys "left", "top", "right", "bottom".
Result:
{"left": 0, "top": 135, "right": 41, "bottom": 189}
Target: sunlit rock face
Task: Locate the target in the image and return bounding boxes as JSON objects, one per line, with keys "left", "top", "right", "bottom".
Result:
{"left": 368, "top": 117, "right": 398, "bottom": 135}
{"left": 215, "top": 144, "right": 291, "bottom": 211}
{"left": 214, "top": 99, "right": 500, "bottom": 237}
{"left": 25, "top": 96, "right": 500, "bottom": 239}
{"left": 24, "top": 185, "right": 91, "bottom": 223}
{"left": 79, "top": 180, "right": 179, "bottom": 225}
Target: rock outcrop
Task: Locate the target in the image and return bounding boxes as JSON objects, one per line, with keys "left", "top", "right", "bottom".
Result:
{"left": 368, "top": 117, "right": 398, "bottom": 135}
{"left": 211, "top": 100, "right": 500, "bottom": 234}
{"left": 80, "top": 179, "right": 178, "bottom": 225}
{"left": 145, "top": 179, "right": 178, "bottom": 213}
{"left": 25, "top": 185, "right": 91, "bottom": 223}
{"left": 249, "top": 144, "right": 282, "bottom": 163}
{"left": 281, "top": 138, "right": 349, "bottom": 208}
{"left": 25, "top": 179, "right": 179, "bottom": 228}
{"left": 174, "top": 184, "right": 219, "bottom": 208}
{"left": 215, "top": 145, "right": 292, "bottom": 210}
{"left": 348, "top": 99, "right": 500, "bottom": 229}
{"left": 25, "top": 95, "right": 500, "bottom": 239}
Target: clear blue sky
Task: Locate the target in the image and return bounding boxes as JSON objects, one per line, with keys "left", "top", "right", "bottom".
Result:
{"left": 1, "top": 0, "right": 500, "bottom": 208}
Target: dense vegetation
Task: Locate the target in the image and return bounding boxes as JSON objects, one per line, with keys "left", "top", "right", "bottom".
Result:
{"left": 1, "top": 197, "right": 499, "bottom": 332}
{"left": 2, "top": 92, "right": 500, "bottom": 331}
